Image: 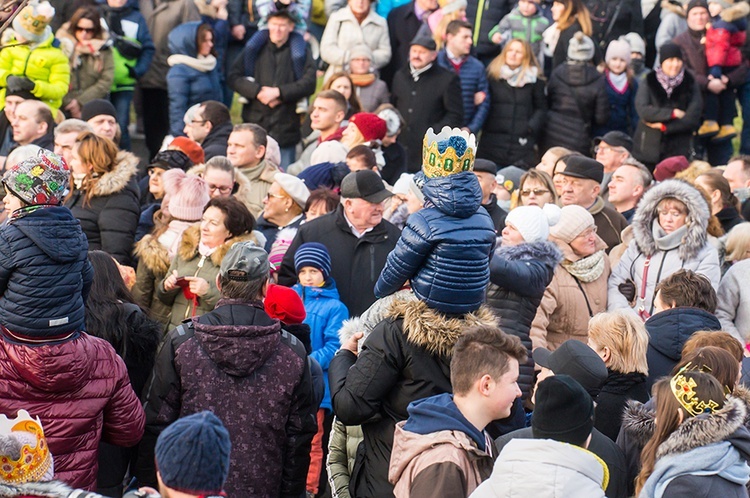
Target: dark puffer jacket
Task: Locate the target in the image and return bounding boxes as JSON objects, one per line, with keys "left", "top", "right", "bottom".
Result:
{"left": 645, "top": 307, "right": 721, "bottom": 388}
{"left": 138, "top": 300, "right": 317, "bottom": 497}
{"left": 478, "top": 76, "right": 547, "bottom": 167}
{"left": 0, "top": 207, "right": 93, "bottom": 338}
{"left": 65, "top": 151, "right": 140, "bottom": 266}
{"left": 465, "top": 0, "right": 511, "bottom": 61}
{"left": 329, "top": 298, "right": 501, "bottom": 498}
{"left": 375, "top": 171, "right": 496, "bottom": 314}
{"left": 485, "top": 241, "right": 561, "bottom": 400}
{"left": 0, "top": 332, "right": 145, "bottom": 490}
{"left": 542, "top": 62, "right": 610, "bottom": 155}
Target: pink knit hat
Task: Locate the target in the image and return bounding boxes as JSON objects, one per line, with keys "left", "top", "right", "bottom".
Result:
{"left": 162, "top": 169, "right": 210, "bottom": 222}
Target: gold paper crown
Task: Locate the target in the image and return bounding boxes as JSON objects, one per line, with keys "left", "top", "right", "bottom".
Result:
{"left": 0, "top": 410, "right": 51, "bottom": 483}
{"left": 17, "top": 2, "right": 54, "bottom": 38}
{"left": 421, "top": 126, "right": 476, "bottom": 178}
{"left": 670, "top": 372, "right": 721, "bottom": 417}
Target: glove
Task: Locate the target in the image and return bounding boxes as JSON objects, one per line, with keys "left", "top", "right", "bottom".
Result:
{"left": 618, "top": 279, "right": 636, "bottom": 304}
{"left": 6, "top": 75, "right": 35, "bottom": 93}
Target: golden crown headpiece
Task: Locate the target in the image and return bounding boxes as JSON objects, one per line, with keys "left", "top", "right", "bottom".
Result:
{"left": 670, "top": 368, "right": 722, "bottom": 417}
{"left": 421, "top": 127, "right": 476, "bottom": 178}
{"left": 0, "top": 410, "right": 52, "bottom": 483}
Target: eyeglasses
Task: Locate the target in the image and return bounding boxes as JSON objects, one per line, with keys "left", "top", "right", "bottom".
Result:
{"left": 191, "top": 119, "right": 207, "bottom": 125}
{"left": 520, "top": 188, "right": 550, "bottom": 197}
{"left": 574, "top": 226, "right": 598, "bottom": 239}
{"left": 266, "top": 192, "right": 287, "bottom": 200}
{"left": 76, "top": 26, "right": 96, "bottom": 33}
{"left": 594, "top": 145, "right": 624, "bottom": 154}
{"left": 208, "top": 183, "right": 233, "bottom": 194}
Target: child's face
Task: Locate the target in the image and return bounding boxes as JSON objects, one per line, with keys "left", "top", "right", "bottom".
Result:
{"left": 3, "top": 191, "right": 24, "bottom": 215}
{"left": 107, "top": 0, "right": 128, "bottom": 7}
{"left": 518, "top": 0, "right": 539, "bottom": 17}
{"left": 607, "top": 56, "right": 628, "bottom": 75}
{"left": 299, "top": 267, "right": 325, "bottom": 287}
{"left": 708, "top": 2, "right": 722, "bottom": 16}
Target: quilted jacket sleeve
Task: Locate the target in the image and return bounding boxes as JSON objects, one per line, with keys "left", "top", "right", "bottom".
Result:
{"left": 374, "top": 212, "right": 433, "bottom": 299}
{"left": 490, "top": 255, "right": 554, "bottom": 299}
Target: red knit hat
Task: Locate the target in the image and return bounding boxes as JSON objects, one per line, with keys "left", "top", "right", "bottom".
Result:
{"left": 170, "top": 137, "right": 205, "bottom": 165}
{"left": 653, "top": 155, "right": 689, "bottom": 182}
{"left": 264, "top": 284, "right": 306, "bottom": 325}
{"left": 350, "top": 113, "right": 387, "bottom": 142}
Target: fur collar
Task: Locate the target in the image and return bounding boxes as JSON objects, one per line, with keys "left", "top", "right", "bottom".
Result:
{"left": 177, "top": 225, "right": 259, "bottom": 265}
{"left": 631, "top": 179, "right": 710, "bottom": 260}
{"left": 494, "top": 240, "right": 562, "bottom": 267}
{"left": 621, "top": 399, "right": 657, "bottom": 448}
{"left": 135, "top": 233, "right": 171, "bottom": 275}
{"left": 0, "top": 480, "right": 73, "bottom": 497}
{"left": 91, "top": 151, "right": 138, "bottom": 197}
{"left": 387, "top": 299, "right": 499, "bottom": 357}
{"left": 338, "top": 290, "right": 418, "bottom": 349}
{"left": 720, "top": 1, "right": 750, "bottom": 22}
{"left": 661, "top": 0, "right": 686, "bottom": 17}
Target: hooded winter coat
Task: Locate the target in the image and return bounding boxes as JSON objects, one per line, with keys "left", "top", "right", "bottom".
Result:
{"left": 472, "top": 438, "right": 609, "bottom": 498}
{"left": 166, "top": 21, "right": 222, "bottom": 137}
{"left": 717, "top": 258, "right": 750, "bottom": 344}
{"left": 388, "top": 393, "right": 494, "bottom": 498}
{"left": 0, "top": 331, "right": 145, "bottom": 490}
{"left": 56, "top": 23, "right": 115, "bottom": 110}
{"left": 375, "top": 171, "right": 496, "bottom": 314}
{"left": 542, "top": 62, "right": 610, "bottom": 155}
{"left": 0, "top": 481, "right": 104, "bottom": 498}
{"left": 644, "top": 307, "right": 722, "bottom": 388}
{"left": 623, "top": 395, "right": 750, "bottom": 498}
{"left": 329, "top": 297, "right": 500, "bottom": 498}
{"left": 0, "top": 207, "right": 93, "bottom": 339}
{"left": 293, "top": 280, "right": 347, "bottom": 411}
{"left": 654, "top": 0, "right": 687, "bottom": 53}
{"left": 155, "top": 225, "right": 259, "bottom": 331}
{"left": 64, "top": 151, "right": 140, "bottom": 266}
{"left": 607, "top": 180, "right": 721, "bottom": 318}
{"left": 486, "top": 241, "right": 562, "bottom": 399}
{"left": 138, "top": 299, "right": 317, "bottom": 497}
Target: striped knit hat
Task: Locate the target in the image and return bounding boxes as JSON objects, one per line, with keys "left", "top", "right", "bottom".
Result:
{"left": 294, "top": 242, "right": 332, "bottom": 281}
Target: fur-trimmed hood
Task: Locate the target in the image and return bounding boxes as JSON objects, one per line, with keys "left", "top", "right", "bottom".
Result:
{"left": 338, "top": 290, "right": 417, "bottom": 346}
{"left": 0, "top": 480, "right": 74, "bottom": 497}
{"left": 661, "top": 0, "right": 686, "bottom": 17}
{"left": 719, "top": 1, "right": 750, "bottom": 22}
{"left": 494, "top": 240, "right": 562, "bottom": 267}
{"left": 90, "top": 150, "right": 139, "bottom": 197}
{"left": 631, "top": 179, "right": 710, "bottom": 260}
{"left": 134, "top": 232, "right": 171, "bottom": 275}
{"left": 177, "top": 224, "right": 260, "bottom": 265}
{"left": 387, "top": 299, "right": 499, "bottom": 357}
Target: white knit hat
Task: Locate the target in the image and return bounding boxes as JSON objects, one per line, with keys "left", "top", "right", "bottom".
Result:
{"left": 392, "top": 173, "right": 414, "bottom": 196}
{"left": 505, "top": 204, "right": 561, "bottom": 243}
{"left": 550, "top": 205, "right": 595, "bottom": 244}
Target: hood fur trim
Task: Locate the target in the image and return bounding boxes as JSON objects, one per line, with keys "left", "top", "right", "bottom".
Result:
{"left": 338, "top": 290, "right": 418, "bottom": 345}
{"left": 631, "top": 179, "right": 709, "bottom": 260}
{"left": 621, "top": 399, "right": 656, "bottom": 448}
{"left": 92, "top": 151, "right": 139, "bottom": 197}
{"left": 656, "top": 396, "right": 747, "bottom": 459}
{"left": 661, "top": 0, "right": 686, "bottom": 17}
{"left": 721, "top": 1, "right": 750, "bottom": 22}
{"left": 387, "top": 299, "right": 499, "bottom": 357}
{"left": 495, "top": 240, "right": 563, "bottom": 267}
{"left": 135, "top": 234, "right": 171, "bottom": 275}
{"left": 177, "top": 225, "right": 260, "bottom": 265}
{"left": 0, "top": 480, "right": 73, "bottom": 497}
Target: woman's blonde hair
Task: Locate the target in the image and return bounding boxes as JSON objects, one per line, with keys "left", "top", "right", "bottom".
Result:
{"left": 725, "top": 223, "right": 750, "bottom": 262}
{"left": 588, "top": 310, "right": 649, "bottom": 375}
{"left": 487, "top": 38, "right": 541, "bottom": 82}
{"left": 555, "top": 0, "right": 593, "bottom": 35}
{"left": 69, "top": 131, "right": 119, "bottom": 206}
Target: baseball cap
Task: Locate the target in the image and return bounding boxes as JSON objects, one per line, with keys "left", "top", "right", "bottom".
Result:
{"left": 219, "top": 242, "right": 269, "bottom": 282}
{"left": 340, "top": 170, "right": 393, "bottom": 203}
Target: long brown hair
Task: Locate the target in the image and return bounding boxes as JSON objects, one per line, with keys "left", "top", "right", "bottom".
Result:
{"left": 555, "top": 0, "right": 593, "bottom": 35}
{"left": 69, "top": 131, "right": 119, "bottom": 206}
{"left": 322, "top": 72, "right": 362, "bottom": 115}
{"left": 635, "top": 372, "right": 726, "bottom": 495}
{"left": 68, "top": 6, "right": 104, "bottom": 41}
{"left": 487, "top": 38, "right": 541, "bottom": 83}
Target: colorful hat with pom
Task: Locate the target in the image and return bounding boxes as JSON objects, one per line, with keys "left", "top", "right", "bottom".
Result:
{"left": 2, "top": 150, "right": 68, "bottom": 206}
{"left": 422, "top": 126, "right": 476, "bottom": 178}
{"left": 12, "top": 1, "right": 54, "bottom": 44}
{"left": 0, "top": 410, "right": 53, "bottom": 484}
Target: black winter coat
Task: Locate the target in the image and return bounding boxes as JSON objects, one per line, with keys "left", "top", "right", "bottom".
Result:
{"left": 65, "top": 152, "right": 140, "bottom": 266}
{"left": 392, "top": 64, "right": 464, "bottom": 171}
{"left": 552, "top": 21, "right": 603, "bottom": 70}
{"left": 542, "top": 62, "right": 610, "bottom": 155}
{"left": 478, "top": 77, "right": 547, "bottom": 167}
{"left": 486, "top": 241, "right": 561, "bottom": 400}
{"left": 584, "top": 0, "right": 644, "bottom": 48}
{"left": 201, "top": 120, "right": 233, "bottom": 161}
{"left": 466, "top": 0, "right": 511, "bottom": 61}
{"left": 633, "top": 70, "right": 702, "bottom": 165}
{"left": 594, "top": 369, "right": 649, "bottom": 442}
{"left": 277, "top": 206, "right": 400, "bottom": 316}
{"left": 329, "top": 298, "right": 500, "bottom": 498}
{"left": 228, "top": 39, "right": 317, "bottom": 147}
{"left": 382, "top": 2, "right": 424, "bottom": 86}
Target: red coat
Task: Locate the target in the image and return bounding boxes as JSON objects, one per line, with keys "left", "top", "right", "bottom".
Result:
{"left": 0, "top": 332, "right": 145, "bottom": 490}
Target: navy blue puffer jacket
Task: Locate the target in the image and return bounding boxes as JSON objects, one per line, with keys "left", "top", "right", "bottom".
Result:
{"left": 375, "top": 171, "right": 496, "bottom": 314}
{"left": 0, "top": 207, "right": 93, "bottom": 338}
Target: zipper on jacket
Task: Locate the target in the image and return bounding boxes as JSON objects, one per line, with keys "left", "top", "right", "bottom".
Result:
{"left": 183, "top": 255, "right": 207, "bottom": 319}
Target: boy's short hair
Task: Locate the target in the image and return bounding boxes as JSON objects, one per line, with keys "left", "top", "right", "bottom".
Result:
{"left": 450, "top": 325, "right": 527, "bottom": 396}
{"left": 655, "top": 269, "right": 717, "bottom": 313}
{"left": 346, "top": 145, "right": 377, "bottom": 169}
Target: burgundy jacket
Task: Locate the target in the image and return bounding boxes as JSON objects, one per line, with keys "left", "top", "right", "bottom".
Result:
{"left": 0, "top": 332, "right": 145, "bottom": 490}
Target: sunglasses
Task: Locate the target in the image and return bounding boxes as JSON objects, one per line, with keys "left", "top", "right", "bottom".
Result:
{"left": 76, "top": 26, "right": 96, "bottom": 33}
{"left": 520, "top": 188, "right": 550, "bottom": 197}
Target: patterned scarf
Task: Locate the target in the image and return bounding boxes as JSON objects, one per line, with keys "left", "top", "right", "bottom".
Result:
{"left": 562, "top": 249, "right": 606, "bottom": 282}
{"left": 499, "top": 64, "right": 538, "bottom": 88}
{"left": 655, "top": 66, "right": 684, "bottom": 98}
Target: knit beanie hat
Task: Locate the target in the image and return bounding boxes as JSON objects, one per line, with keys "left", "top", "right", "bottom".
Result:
{"left": 653, "top": 155, "right": 689, "bottom": 182}
{"left": 349, "top": 44, "right": 374, "bottom": 61}
{"left": 349, "top": 113, "right": 388, "bottom": 142}
{"left": 605, "top": 39, "right": 631, "bottom": 64}
{"left": 2, "top": 149, "right": 68, "bottom": 206}
{"left": 12, "top": 1, "right": 54, "bottom": 43}
{"left": 0, "top": 410, "right": 54, "bottom": 483}
{"left": 151, "top": 149, "right": 193, "bottom": 172}
{"left": 532, "top": 375, "right": 595, "bottom": 446}
{"left": 294, "top": 242, "right": 332, "bottom": 281}
{"left": 170, "top": 137, "right": 205, "bottom": 165}
{"left": 81, "top": 99, "right": 117, "bottom": 122}
{"left": 687, "top": 0, "right": 710, "bottom": 13}
{"left": 505, "top": 204, "right": 562, "bottom": 243}
{"left": 549, "top": 205, "right": 595, "bottom": 244}
{"left": 155, "top": 411, "right": 231, "bottom": 494}
{"left": 161, "top": 169, "right": 210, "bottom": 222}
{"left": 392, "top": 173, "right": 414, "bottom": 196}
{"left": 619, "top": 32, "right": 645, "bottom": 56}
{"left": 660, "top": 42, "right": 683, "bottom": 62}
{"left": 264, "top": 283, "right": 306, "bottom": 324}
{"left": 567, "top": 32, "right": 596, "bottom": 62}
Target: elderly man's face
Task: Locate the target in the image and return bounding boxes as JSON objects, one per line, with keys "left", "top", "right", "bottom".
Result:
{"left": 409, "top": 45, "right": 437, "bottom": 70}
{"left": 344, "top": 197, "right": 384, "bottom": 229}
{"left": 560, "top": 175, "right": 600, "bottom": 207}
{"left": 595, "top": 142, "right": 629, "bottom": 173}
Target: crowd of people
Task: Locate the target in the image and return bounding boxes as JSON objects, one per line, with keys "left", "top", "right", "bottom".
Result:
{"left": 0, "top": 0, "right": 749, "bottom": 497}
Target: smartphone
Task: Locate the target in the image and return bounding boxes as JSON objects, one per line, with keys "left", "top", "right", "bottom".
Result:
{"left": 174, "top": 277, "right": 189, "bottom": 288}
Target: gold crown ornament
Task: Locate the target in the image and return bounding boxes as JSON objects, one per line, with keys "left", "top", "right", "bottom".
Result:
{"left": 421, "top": 127, "right": 476, "bottom": 178}
{"left": 670, "top": 372, "right": 722, "bottom": 417}
{"left": 0, "top": 410, "right": 52, "bottom": 483}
